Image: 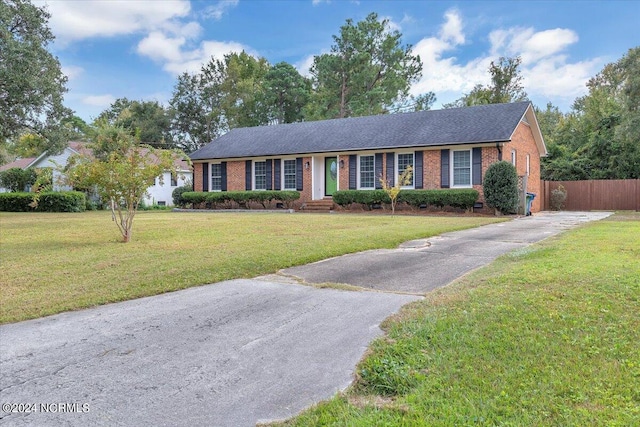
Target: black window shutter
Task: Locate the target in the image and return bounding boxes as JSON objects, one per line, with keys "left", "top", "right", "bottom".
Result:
{"left": 221, "top": 162, "right": 227, "bottom": 191}
{"left": 296, "top": 158, "right": 303, "bottom": 191}
{"left": 472, "top": 147, "right": 482, "bottom": 185}
{"left": 202, "top": 163, "right": 209, "bottom": 192}
{"left": 386, "top": 152, "right": 395, "bottom": 186}
{"left": 245, "top": 160, "right": 252, "bottom": 190}
{"left": 441, "top": 149, "right": 450, "bottom": 188}
{"left": 414, "top": 151, "right": 423, "bottom": 189}
{"left": 266, "top": 159, "right": 273, "bottom": 190}
{"left": 374, "top": 153, "right": 383, "bottom": 189}
{"left": 274, "top": 159, "right": 281, "bottom": 191}
{"left": 349, "top": 155, "right": 357, "bottom": 189}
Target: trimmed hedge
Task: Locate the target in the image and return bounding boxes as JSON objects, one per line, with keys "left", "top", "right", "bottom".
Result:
{"left": 333, "top": 189, "right": 479, "bottom": 211}
{"left": 332, "top": 190, "right": 391, "bottom": 209}
{"left": 181, "top": 191, "right": 300, "bottom": 209}
{"left": 0, "top": 191, "right": 86, "bottom": 212}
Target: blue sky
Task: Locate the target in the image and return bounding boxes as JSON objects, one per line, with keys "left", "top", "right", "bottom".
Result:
{"left": 37, "top": 0, "right": 639, "bottom": 122}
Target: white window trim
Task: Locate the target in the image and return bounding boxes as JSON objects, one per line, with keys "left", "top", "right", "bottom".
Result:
{"left": 511, "top": 150, "right": 517, "bottom": 167}
{"left": 253, "top": 160, "right": 267, "bottom": 191}
{"left": 526, "top": 154, "right": 530, "bottom": 176}
{"left": 395, "top": 152, "right": 415, "bottom": 189}
{"left": 358, "top": 154, "right": 376, "bottom": 190}
{"left": 282, "top": 158, "right": 297, "bottom": 191}
{"left": 210, "top": 162, "right": 222, "bottom": 192}
{"left": 450, "top": 149, "right": 473, "bottom": 188}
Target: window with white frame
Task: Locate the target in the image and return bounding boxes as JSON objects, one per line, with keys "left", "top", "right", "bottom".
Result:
{"left": 171, "top": 173, "right": 178, "bottom": 187}
{"left": 210, "top": 163, "right": 222, "bottom": 191}
{"left": 396, "top": 153, "right": 414, "bottom": 188}
{"left": 359, "top": 155, "right": 375, "bottom": 189}
{"left": 526, "top": 154, "right": 530, "bottom": 176}
{"left": 452, "top": 150, "right": 471, "bottom": 187}
{"left": 283, "top": 159, "right": 296, "bottom": 190}
{"left": 254, "top": 161, "right": 266, "bottom": 190}
{"left": 511, "top": 149, "right": 517, "bottom": 167}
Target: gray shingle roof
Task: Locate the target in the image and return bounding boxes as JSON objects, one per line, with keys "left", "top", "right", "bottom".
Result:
{"left": 190, "top": 101, "right": 531, "bottom": 160}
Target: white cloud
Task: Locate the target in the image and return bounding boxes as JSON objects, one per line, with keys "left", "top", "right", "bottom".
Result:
{"left": 62, "top": 65, "right": 84, "bottom": 81}
{"left": 82, "top": 94, "right": 116, "bottom": 107}
{"left": 37, "top": 0, "right": 191, "bottom": 43}
{"left": 382, "top": 16, "right": 402, "bottom": 33}
{"left": 204, "top": 0, "right": 239, "bottom": 20}
{"left": 312, "top": 0, "right": 330, "bottom": 5}
{"left": 295, "top": 54, "right": 316, "bottom": 77}
{"left": 440, "top": 9, "right": 465, "bottom": 45}
{"left": 410, "top": 9, "right": 600, "bottom": 108}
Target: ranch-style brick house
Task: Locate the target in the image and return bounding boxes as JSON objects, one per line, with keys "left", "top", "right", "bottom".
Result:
{"left": 189, "top": 101, "right": 547, "bottom": 213}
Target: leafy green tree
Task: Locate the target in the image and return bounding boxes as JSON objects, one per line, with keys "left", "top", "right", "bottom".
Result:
{"left": 306, "top": 12, "right": 422, "bottom": 120}
{"left": 445, "top": 57, "right": 527, "bottom": 108}
{"left": 221, "top": 51, "right": 271, "bottom": 128}
{"left": 169, "top": 58, "right": 227, "bottom": 153}
{"left": 541, "top": 47, "right": 640, "bottom": 180}
{"left": 66, "top": 124, "right": 186, "bottom": 242}
{"left": 95, "top": 98, "right": 174, "bottom": 148}
{"left": 0, "top": 167, "right": 37, "bottom": 192}
{"left": 483, "top": 161, "right": 519, "bottom": 215}
{"left": 263, "top": 62, "right": 311, "bottom": 124}
{"left": 0, "top": 0, "right": 72, "bottom": 154}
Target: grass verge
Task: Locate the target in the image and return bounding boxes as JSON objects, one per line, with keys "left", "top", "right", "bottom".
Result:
{"left": 275, "top": 213, "right": 640, "bottom": 426}
{"left": 0, "top": 210, "right": 502, "bottom": 323}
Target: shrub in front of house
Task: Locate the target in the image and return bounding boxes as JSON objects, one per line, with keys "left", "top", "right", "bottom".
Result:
{"left": 172, "top": 185, "right": 193, "bottom": 208}
{"left": 332, "top": 190, "right": 391, "bottom": 210}
{"left": 37, "top": 191, "right": 86, "bottom": 212}
{"left": 483, "top": 161, "right": 519, "bottom": 215}
{"left": 180, "top": 191, "right": 300, "bottom": 209}
{"left": 399, "top": 189, "right": 479, "bottom": 210}
{"left": 333, "top": 189, "right": 479, "bottom": 211}
{"left": 0, "top": 191, "right": 86, "bottom": 212}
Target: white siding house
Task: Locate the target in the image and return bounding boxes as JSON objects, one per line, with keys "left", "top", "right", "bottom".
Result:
{"left": 0, "top": 142, "right": 193, "bottom": 206}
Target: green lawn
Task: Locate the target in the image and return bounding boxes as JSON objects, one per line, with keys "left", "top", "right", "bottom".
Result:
{"left": 274, "top": 213, "right": 640, "bottom": 426}
{"left": 0, "top": 210, "right": 502, "bottom": 324}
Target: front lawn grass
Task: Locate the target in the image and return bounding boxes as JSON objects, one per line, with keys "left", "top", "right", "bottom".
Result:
{"left": 0, "top": 210, "right": 502, "bottom": 324}
{"left": 276, "top": 213, "right": 640, "bottom": 426}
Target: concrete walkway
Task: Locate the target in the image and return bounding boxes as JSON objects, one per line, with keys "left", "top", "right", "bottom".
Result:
{"left": 283, "top": 211, "right": 612, "bottom": 294}
{"left": 0, "top": 211, "right": 610, "bottom": 426}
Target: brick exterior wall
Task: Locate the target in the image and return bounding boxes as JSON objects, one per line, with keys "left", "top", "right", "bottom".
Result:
{"left": 508, "top": 121, "right": 542, "bottom": 212}
{"left": 227, "top": 161, "right": 245, "bottom": 191}
{"left": 422, "top": 150, "right": 440, "bottom": 189}
{"left": 192, "top": 119, "right": 542, "bottom": 212}
{"left": 300, "top": 157, "right": 313, "bottom": 203}
{"left": 194, "top": 162, "right": 203, "bottom": 192}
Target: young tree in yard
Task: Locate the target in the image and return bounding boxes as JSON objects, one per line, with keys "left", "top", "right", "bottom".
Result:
{"left": 380, "top": 166, "right": 412, "bottom": 215}
{"left": 66, "top": 125, "right": 186, "bottom": 243}
{"left": 0, "top": 0, "right": 72, "bottom": 154}
{"left": 306, "top": 13, "right": 422, "bottom": 120}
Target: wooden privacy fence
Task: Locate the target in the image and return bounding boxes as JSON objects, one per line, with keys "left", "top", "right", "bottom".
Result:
{"left": 540, "top": 180, "right": 640, "bottom": 211}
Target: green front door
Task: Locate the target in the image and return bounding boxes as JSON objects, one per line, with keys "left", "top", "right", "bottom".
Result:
{"left": 325, "top": 157, "right": 338, "bottom": 196}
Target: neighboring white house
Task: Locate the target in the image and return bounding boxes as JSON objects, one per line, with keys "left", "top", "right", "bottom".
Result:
{"left": 0, "top": 141, "right": 193, "bottom": 206}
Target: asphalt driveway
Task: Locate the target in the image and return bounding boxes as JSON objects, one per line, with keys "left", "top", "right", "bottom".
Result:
{"left": 0, "top": 211, "right": 611, "bottom": 426}
{"left": 284, "top": 211, "right": 612, "bottom": 293}
{"left": 0, "top": 280, "right": 418, "bottom": 426}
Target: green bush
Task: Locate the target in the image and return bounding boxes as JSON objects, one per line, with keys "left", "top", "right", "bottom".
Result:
{"left": 334, "top": 189, "right": 479, "bottom": 211}
{"left": 0, "top": 168, "right": 37, "bottom": 192}
{"left": 181, "top": 191, "right": 300, "bottom": 209}
{"left": 172, "top": 184, "right": 193, "bottom": 208}
{"left": 0, "top": 192, "right": 33, "bottom": 211}
{"left": 483, "top": 161, "right": 519, "bottom": 214}
{"left": 0, "top": 191, "right": 86, "bottom": 212}
{"left": 332, "top": 190, "right": 390, "bottom": 209}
